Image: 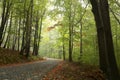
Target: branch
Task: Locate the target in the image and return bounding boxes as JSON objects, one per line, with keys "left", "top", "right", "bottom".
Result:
{"left": 115, "top": 0, "right": 120, "bottom": 7}
{"left": 110, "top": 8, "right": 120, "bottom": 24}
{"left": 74, "top": 2, "right": 89, "bottom": 26}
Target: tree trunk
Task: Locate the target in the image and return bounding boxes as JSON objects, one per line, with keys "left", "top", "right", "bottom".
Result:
{"left": 80, "top": 22, "right": 83, "bottom": 57}
{"left": 18, "top": 17, "right": 21, "bottom": 51}
{"left": 3, "top": 13, "right": 12, "bottom": 48}
{"left": 20, "top": 20, "right": 26, "bottom": 55}
{"left": 99, "top": 0, "right": 120, "bottom": 79}
{"left": 37, "top": 10, "right": 45, "bottom": 56}
{"left": 90, "top": 0, "right": 109, "bottom": 77}
{"left": 68, "top": 1, "right": 73, "bottom": 62}
{"left": 69, "top": 20, "right": 73, "bottom": 62}
{"left": 20, "top": 0, "right": 27, "bottom": 55}
{"left": 33, "top": 11, "right": 39, "bottom": 55}
{"left": 2, "top": 19, "right": 9, "bottom": 48}
{"left": 0, "top": 0, "right": 11, "bottom": 45}
{"left": 12, "top": 20, "right": 17, "bottom": 50}
{"left": 62, "top": 39, "right": 65, "bottom": 60}
{"left": 6, "top": 12, "right": 13, "bottom": 49}
{"left": 90, "top": 0, "right": 120, "bottom": 79}
{"left": 25, "top": 0, "right": 33, "bottom": 58}
{"left": 25, "top": 10, "right": 30, "bottom": 58}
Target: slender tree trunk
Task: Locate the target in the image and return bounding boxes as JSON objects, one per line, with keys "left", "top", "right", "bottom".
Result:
{"left": 2, "top": 19, "right": 8, "bottom": 48}
{"left": 24, "top": 0, "right": 33, "bottom": 58}
{"left": 0, "top": 0, "right": 11, "bottom": 45}
{"left": 18, "top": 17, "right": 21, "bottom": 51}
{"left": 80, "top": 22, "right": 83, "bottom": 57}
{"left": 62, "top": 38, "right": 65, "bottom": 60}
{"left": 69, "top": 20, "right": 73, "bottom": 62}
{"left": 20, "top": 20, "right": 26, "bottom": 55}
{"left": 33, "top": 11, "right": 39, "bottom": 55}
{"left": 25, "top": 10, "right": 30, "bottom": 57}
{"left": 3, "top": 20, "right": 10, "bottom": 48}
{"left": 0, "top": 0, "right": 7, "bottom": 45}
{"left": 68, "top": 1, "right": 73, "bottom": 62}
{"left": 20, "top": 0, "right": 26, "bottom": 55}
{"left": 115, "top": 24, "right": 118, "bottom": 52}
{"left": 12, "top": 35, "right": 17, "bottom": 50}
{"left": 12, "top": 20, "right": 17, "bottom": 50}
{"left": 6, "top": 12, "right": 13, "bottom": 49}
{"left": 37, "top": 11, "right": 45, "bottom": 55}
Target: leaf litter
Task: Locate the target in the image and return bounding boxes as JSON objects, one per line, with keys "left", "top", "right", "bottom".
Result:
{"left": 42, "top": 61, "right": 106, "bottom": 80}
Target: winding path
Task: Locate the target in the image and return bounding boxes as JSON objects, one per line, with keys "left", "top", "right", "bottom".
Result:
{"left": 0, "top": 59, "right": 60, "bottom": 80}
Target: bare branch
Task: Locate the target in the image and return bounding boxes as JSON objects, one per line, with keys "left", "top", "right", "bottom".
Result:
{"left": 74, "top": 2, "right": 89, "bottom": 26}
{"left": 110, "top": 8, "right": 120, "bottom": 24}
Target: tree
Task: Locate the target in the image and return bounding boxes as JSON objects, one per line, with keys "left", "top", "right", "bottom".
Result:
{"left": 0, "top": 0, "right": 13, "bottom": 46}
{"left": 90, "top": 0, "right": 120, "bottom": 79}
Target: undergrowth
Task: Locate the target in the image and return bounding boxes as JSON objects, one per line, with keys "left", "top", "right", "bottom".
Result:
{"left": 0, "top": 48, "right": 44, "bottom": 66}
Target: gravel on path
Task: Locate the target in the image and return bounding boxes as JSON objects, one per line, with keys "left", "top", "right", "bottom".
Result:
{"left": 0, "top": 60, "right": 60, "bottom": 80}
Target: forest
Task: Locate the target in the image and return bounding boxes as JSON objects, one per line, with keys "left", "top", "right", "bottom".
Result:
{"left": 0, "top": 0, "right": 120, "bottom": 80}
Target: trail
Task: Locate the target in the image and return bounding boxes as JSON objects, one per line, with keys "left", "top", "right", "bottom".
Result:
{"left": 0, "top": 60, "right": 60, "bottom": 80}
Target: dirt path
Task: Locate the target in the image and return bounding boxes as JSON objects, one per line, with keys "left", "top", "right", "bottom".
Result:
{"left": 0, "top": 60, "right": 60, "bottom": 80}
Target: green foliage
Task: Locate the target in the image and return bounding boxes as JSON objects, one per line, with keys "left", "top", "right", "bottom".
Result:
{"left": 0, "top": 48, "right": 24, "bottom": 64}
{"left": 27, "top": 55, "right": 43, "bottom": 61}
{"left": 0, "top": 48, "right": 44, "bottom": 65}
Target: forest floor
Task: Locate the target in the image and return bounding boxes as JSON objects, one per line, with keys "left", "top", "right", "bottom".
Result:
{"left": 0, "top": 47, "right": 44, "bottom": 66}
{"left": 43, "top": 61, "right": 106, "bottom": 80}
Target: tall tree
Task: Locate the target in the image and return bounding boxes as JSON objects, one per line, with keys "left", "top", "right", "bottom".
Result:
{"left": 24, "top": 0, "right": 33, "bottom": 58}
{"left": 0, "top": 0, "right": 12, "bottom": 45}
{"left": 90, "top": 0, "right": 120, "bottom": 79}
{"left": 33, "top": 11, "right": 39, "bottom": 55}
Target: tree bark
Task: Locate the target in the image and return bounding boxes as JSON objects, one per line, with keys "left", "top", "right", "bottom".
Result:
{"left": 20, "top": 0, "right": 26, "bottom": 55}
{"left": 99, "top": 0, "right": 120, "bottom": 79}
{"left": 80, "top": 22, "right": 83, "bottom": 57}
{"left": 33, "top": 11, "right": 39, "bottom": 55}
{"left": 0, "top": 0, "right": 12, "bottom": 45}
{"left": 37, "top": 10, "right": 45, "bottom": 56}
{"left": 68, "top": 1, "right": 73, "bottom": 62}
{"left": 18, "top": 17, "right": 21, "bottom": 51}
{"left": 62, "top": 38, "right": 66, "bottom": 60}
{"left": 89, "top": 0, "right": 108, "bottom": 74}
{"left": 90, "top": 0, "right": 120, "bottom": 79}
{"left": 24, "top": 0, "right": 33, "bottom": 58}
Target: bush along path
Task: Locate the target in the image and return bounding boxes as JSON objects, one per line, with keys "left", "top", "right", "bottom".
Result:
{"left": 43, "top": 61, "right": 106, "bottom": 80}
{"left": 0, "top": 60, "right": 60, "bottom": 80}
